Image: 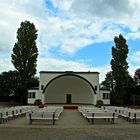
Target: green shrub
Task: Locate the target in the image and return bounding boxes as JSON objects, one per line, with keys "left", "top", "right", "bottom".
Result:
{"left": 34, "top": 99, "right": 42, "bottom": 106}
{"left": 96, "top": 100, "right": 104, "bottom": 108}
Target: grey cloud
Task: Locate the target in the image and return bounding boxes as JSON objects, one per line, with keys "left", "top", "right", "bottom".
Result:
{"left": 70, "top": 0, "right": 136, "bottom": 19}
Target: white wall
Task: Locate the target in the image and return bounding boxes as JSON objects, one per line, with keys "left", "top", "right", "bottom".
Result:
{"left": 99, "top": 90, "right": 110, "bottom": 105}
{"left": 39, "top": 72, "right": 99, "bottom": 90}
{"left": 27, "top": 89, "right": 39, "bottom": 104}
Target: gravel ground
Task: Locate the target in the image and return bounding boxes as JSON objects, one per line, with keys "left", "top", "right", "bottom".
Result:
{"left": 0, "top": 110, "right": 140, "bottom": 140}
{"left": 0, "top": 127, "right": 140, "bottom": 140}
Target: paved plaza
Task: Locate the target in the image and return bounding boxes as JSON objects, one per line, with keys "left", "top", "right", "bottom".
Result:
{"left": 0, "top": 109, "right": 140, "bottom": 140}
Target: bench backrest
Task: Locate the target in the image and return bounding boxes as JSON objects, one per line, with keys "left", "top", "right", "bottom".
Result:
{"left": 87, "top": 112, "right": 114, "bottom": 118}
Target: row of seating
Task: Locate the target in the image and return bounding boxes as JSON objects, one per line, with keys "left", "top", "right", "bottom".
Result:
{"left": 102, "top": 106, "right": 140, "bottom": 123}
{"left": 27, "top": 106, "right": 63, "bottom": 125}
{"left": 0, "top": 106, "right": 38, "bottom": 124}
{"left": 78, "top": 106, "right": 118, "bottom": 124}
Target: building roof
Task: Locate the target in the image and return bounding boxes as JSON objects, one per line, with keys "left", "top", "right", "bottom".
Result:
{"left": 39, "top": 71, "right": 99, "bottom": 74}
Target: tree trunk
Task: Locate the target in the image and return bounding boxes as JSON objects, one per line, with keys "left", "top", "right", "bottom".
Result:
{"left": 19, "top": 90, "right": 28, "bottom": 105}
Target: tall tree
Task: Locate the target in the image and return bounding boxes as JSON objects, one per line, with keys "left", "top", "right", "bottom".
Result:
{"left": 11, "top": 21, "right": 38, "bottom": 104}
{"left": 110, "top": 34, "right": 129, "bottom": 105}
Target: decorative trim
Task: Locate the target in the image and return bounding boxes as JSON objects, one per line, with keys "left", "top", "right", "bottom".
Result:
{"left": 40, "top": 71, "right": 99, "bottom": 74}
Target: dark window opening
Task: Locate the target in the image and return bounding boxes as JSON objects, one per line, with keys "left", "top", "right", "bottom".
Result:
{"left": 95, "top": 86, "right": 97, "bottom": 91}
{"left": 28, "top": 92, "right": 35, "bottom": 98}
{"left": 103, "top": 93, "right": 110, "bottom": 99}
{"left": 41, "top": 85, "right": 44, "bottom": 90}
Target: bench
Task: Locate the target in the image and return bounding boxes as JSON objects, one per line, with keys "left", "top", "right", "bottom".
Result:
{"left": 29, "top": 112, "right": 58, "bottom": 125}
{"left": 85, "top": 112, "right": 117, "bottom": 124}
{"left": 0, "top": 111, "right": 9, "bottom": 123}
{"left": 129, "top": 112, "right": 140, "bottom": 123}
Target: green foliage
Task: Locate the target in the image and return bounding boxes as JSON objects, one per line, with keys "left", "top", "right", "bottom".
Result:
{"left": 34, "top": 99, "right": 42, "bottom": 106}
{"left": 101, "top": 71, "right": 114, "bottom": 91}
{"left": 11, "top": 21, "right": 38, "bottom": 81}
{"left": 110, "top": 92, "right": 123, "bottom": 106}
{"left": 110, "top": 34, "right": 129, "bottom": 105}
{"left": 134, "top": 68, "right": 140, "bottom": 86}
{"left": 11, "top": 20, "right": 38, "bottom": 104}
{"left": 96, "top": 100, "right": 104, "bottom": 108}
{"left": 0, "top": 70, "right": 20, "bottom": 100}
{"left": 28, "top": 76, "right": 39, "bottom": 89}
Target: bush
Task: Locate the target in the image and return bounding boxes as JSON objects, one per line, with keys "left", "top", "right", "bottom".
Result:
{"left": 34, "top": 99, "right": 42, "bottom": 106}
{"left": 96, "top": 100, "right": 104, "bottom": 108}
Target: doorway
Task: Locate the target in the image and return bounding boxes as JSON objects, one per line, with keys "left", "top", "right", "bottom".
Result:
{"left": 66, "top": 94, "right": 72, "bottom": 104}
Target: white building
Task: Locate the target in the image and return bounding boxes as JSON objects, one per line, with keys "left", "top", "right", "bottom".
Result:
{"left": 28, "top": 71, "right": 110, "bottom": 105}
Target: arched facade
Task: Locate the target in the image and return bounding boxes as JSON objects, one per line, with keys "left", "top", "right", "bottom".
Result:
{"left": 43, "top": 74, "right": 96, "bottom": 104}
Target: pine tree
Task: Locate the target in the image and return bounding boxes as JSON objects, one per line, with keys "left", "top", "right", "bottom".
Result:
{"left": 11, "top": 21, "right": 38, "bottom": 104}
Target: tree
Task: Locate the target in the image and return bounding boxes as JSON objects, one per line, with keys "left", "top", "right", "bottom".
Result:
{"left": 110, "top": 34, "right": 129, "bottom": 105}
{"left": 28, "top": 76, "right": 39, "bottom": 89}
{"left": 0, "top": 71, "right": 20, "bottom": 101}
{"left": 132, "top": 68, "right": 140, "bottom": 105}
{"left": 11, "top": 21, "right": 38, "bottom": 104}
{"left": 101, "top": 71, "right": 114, "bottom": 91}
{"left": 124, "top": 75, "right": 135, "bottom": 105}
{"left": 134, "top": 68, "right": 140, "bottom": 86}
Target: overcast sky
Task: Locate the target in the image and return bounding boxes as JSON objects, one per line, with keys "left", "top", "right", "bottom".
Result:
{"left": 0, "top": 0, "right": 140, "bottom": 82}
